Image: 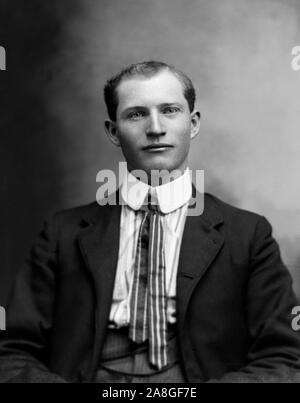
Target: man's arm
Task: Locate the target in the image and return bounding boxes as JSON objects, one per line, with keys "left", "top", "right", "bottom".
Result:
{"left": 0, "top": 217, "right": 67, "bottom": 383}
{"left": 210, "top": 216, "right": 300, "bottom": 383}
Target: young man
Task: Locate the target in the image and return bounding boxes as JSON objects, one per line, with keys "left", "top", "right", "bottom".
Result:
{"left": 0, "top": 61, "right": 299, "bottom": 383}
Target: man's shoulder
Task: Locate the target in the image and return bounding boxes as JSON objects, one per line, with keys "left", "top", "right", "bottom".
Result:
{"left": 203, "top": 192, "right": 269, "bottom": 235}
{"left": 204, "top": 192, "right": 262, "bottom": 221}
{"left": 53, "top": 200, "right": 100, "bottom": 220}
{"left": 48, "top": 200, "right": 116, "bottom": 231}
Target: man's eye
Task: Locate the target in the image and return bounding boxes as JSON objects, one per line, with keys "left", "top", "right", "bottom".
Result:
{"left": 163, "top": 107, "right": 179, "bottom": 115}
{"left": 128, "top": 111, "right": 144, "bottom": 120}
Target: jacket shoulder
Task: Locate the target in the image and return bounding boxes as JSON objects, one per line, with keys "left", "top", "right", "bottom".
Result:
{"left": 204, "top": 193, "right": 275, "bottom": 259}
{"left": 52, "top": 201, "right": 100, "bottom": 222}
{"left": 204, "top": 192, "right": 270, "bottom": 237}
{"left": 45, "top": 201, "right": 112, "bottom": 237}
{"left": 205, "top": 193, "right": 262, "bottom": 221}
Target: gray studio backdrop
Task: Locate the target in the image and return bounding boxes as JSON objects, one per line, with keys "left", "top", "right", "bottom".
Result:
{"left": 1, "top": 0, "right": 300, "bottom": 302}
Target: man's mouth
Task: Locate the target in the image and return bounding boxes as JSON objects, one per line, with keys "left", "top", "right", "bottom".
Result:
{"left": 142, "top": 143, "right": 173, "bottom": 152}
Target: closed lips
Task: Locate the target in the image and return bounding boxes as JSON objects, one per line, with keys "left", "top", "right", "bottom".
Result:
{"left": 142, "top": 144, "right": 173, "bottom": 150}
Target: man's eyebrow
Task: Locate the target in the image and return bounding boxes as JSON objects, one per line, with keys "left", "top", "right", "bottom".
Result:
{"left": 123, "top": 102, "right": 183, "bottom": 111}
{"left": 159, "top": 102, "right": 183, "bottom": 108}
{"left": 122, "top": 106, "right": 147, "bottom": 112}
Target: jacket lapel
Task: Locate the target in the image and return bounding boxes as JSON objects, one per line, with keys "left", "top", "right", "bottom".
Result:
{"left": 77, "top": 195, "right": 121, "bottom": 378}
{"left": 177, "top": 194, "right": 224, "bottom": 332}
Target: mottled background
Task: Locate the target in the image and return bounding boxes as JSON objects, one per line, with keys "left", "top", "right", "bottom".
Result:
{"left": 1, "top": 0, "right": 300, "bottom": 304}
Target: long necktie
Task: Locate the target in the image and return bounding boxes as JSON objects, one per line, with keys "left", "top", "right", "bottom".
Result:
{"left": 128, "top": 199, "right": 168, "bottom": 369}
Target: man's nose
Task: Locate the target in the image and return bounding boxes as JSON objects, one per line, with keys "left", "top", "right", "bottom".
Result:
{"left": 146, "top": 112, "right": 166, "bottom": 136}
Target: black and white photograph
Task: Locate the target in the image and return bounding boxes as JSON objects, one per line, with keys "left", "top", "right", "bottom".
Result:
{"left": 0, "top": 0, "right": 300, "bottom": 386}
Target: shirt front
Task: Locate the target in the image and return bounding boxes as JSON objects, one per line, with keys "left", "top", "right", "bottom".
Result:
{"left": 108, "top": 168, "right": 192, "bottom": 328}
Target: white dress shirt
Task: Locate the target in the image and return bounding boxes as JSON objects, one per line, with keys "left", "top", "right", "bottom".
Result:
{"left": 108, "top": 168, "right": 192, "bottom": 328}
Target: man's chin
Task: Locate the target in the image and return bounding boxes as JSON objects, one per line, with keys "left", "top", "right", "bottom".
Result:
{"left": 129, "top": 162, "right": 184, "bottom": 185}
{"left": 135, "top": 163, "right": 177, "bottom": 174}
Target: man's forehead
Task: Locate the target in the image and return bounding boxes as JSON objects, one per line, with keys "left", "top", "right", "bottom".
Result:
{"left": 116, "top": 70, "right": 186, "bottom": 107}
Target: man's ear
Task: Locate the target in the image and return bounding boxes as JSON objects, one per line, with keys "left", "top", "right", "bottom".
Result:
{"left": 104, "top": 120, "right": 120, "bottom": 147}
{"left": 190, "top": 110, "right": 201, "bottom": 140}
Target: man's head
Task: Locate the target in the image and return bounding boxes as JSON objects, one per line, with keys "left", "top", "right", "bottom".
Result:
{"left": 104, "top": 61, "right": 200, "bottom": 177}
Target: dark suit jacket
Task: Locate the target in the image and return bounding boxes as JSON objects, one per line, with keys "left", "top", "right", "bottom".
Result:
{"left": 0, "top": 193, "right": 300, "bottom": 382}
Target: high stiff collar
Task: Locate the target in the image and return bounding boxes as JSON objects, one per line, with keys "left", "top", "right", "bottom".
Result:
{"left": 120, "top": 168, "right": 192, "bottom": 214}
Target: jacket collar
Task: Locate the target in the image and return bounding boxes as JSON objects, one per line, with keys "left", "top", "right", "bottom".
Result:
{"left": 79, "top": 187, "right": 224, "bottom": 228}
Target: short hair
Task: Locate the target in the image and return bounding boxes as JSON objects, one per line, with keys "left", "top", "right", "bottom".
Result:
{"left": 104, "top": 61, "right": 196, "bottom": 121}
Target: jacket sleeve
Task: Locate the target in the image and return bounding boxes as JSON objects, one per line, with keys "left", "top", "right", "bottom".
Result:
{"left": 0, "top": 216, "right": 67, "bottom": 383}
{"left": 210, "top": 216, "right": 300, "bottom": 383}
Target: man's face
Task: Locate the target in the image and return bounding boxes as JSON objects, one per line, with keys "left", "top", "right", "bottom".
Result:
{"left": 105, "top": 70, "right": 200, "bottom": 176}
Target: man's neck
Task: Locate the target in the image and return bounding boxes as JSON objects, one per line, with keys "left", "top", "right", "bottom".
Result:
{"left": 127, "top": 165, "right": 188, "bottom": 187}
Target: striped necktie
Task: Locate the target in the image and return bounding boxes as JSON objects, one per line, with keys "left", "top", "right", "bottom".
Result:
{"left": 128, "top": 196, "right": 168, "bottom": 369}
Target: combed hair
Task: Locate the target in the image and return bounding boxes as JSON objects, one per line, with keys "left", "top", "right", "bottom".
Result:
{"left": 104, "top": 61, "right": 196, "bottom": 121}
